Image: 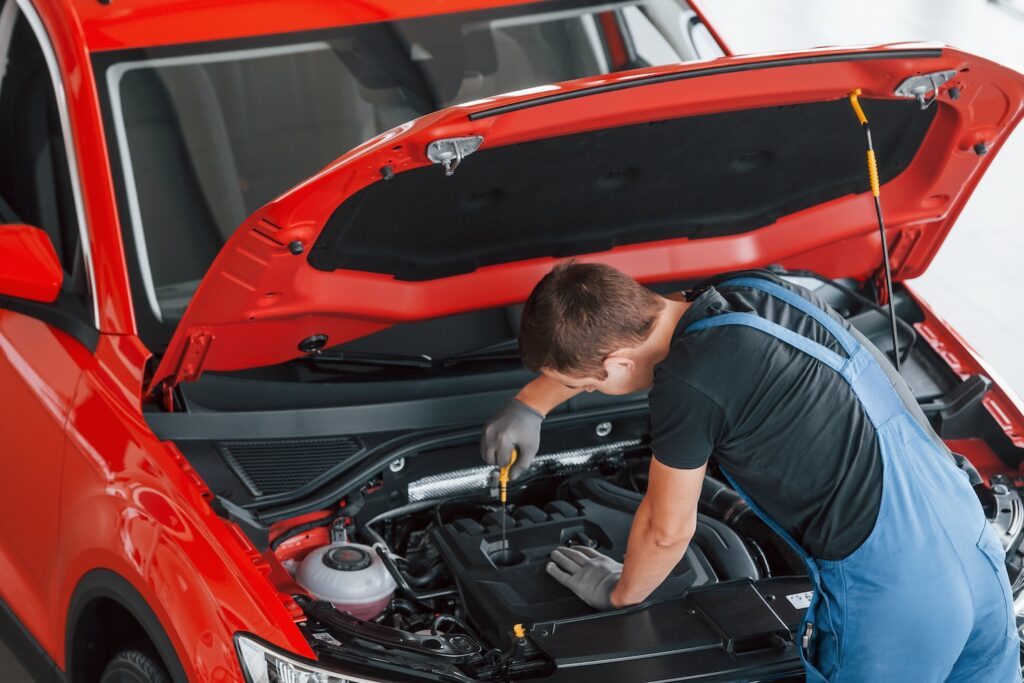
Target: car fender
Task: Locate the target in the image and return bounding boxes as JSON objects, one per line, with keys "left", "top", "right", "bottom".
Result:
{"left": 54, "top": 340, "right": 312, "bottom": 680}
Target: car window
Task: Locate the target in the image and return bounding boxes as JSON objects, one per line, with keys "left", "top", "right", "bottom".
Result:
{"left": 684, "top": 15, "right": 725, "bottom": 59}
{"left": 0, "top": 1, "right": 93, "bottom": 315}
{"left": 93, "top": 0, "right": 720, "bottom": 341}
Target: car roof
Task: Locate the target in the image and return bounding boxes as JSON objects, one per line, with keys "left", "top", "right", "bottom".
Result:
{"left": 68, "top": 0, "right": 573, "bottom": 52}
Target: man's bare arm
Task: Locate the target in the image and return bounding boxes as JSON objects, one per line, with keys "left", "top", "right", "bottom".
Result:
{"left": 610, "top": 458, "right": 706, "bottom": 607}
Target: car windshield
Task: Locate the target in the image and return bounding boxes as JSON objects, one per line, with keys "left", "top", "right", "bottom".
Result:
{"left": 94, "top": 0, "right": 721, "bottom": 341}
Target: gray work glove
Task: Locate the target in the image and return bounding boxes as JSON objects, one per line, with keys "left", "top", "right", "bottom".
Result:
{"left": 481, "top": 398, "right": 543, "bottom": 480}
{"left": 546, "top": 546, "right": 622, "bottom": 610}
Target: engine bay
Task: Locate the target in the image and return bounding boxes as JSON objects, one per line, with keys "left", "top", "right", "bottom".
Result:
{"left": 429, "top": 473, "right": 763, "bottom": 647}
{"left": 156, "top": 272, "right": 1024, "bottom": 681}
{"left": 274, "top": 436, "right": 818, "bottom": 680}
{"left": 264, "top": 425, "right": 1024, "bottom": 681}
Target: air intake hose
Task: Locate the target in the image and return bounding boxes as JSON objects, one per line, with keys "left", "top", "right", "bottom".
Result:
{"left": 700, "top": 476, "right": 756, "bottom": 526}
{"left": 700, "top": 476, "right": 805, "bottom": 575}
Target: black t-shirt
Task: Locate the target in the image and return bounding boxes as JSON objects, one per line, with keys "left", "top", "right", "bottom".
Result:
{"left": 649, "top": 271, "right": 944, "bottom": 560}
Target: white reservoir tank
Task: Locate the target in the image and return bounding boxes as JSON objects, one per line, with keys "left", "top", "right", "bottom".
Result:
{"left": 295, "top": 543, "right": 396, "bottom": 621}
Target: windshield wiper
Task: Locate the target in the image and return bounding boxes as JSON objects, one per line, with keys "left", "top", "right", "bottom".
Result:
{"left": 440, "top": 338, "right": 519, "bottom": 368}
{"left": 307, "top": 350, "right": 435, "bottom": 369}
{"left": 303, "top": 339, "right": 520, "bottom": 372}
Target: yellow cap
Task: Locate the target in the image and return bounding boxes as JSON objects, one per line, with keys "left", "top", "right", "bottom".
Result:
{"left": 513, "top": 623, "right": 526, "bottom": 638}
{"left": 848, "top": 88, "right": 868, "bottom": 126}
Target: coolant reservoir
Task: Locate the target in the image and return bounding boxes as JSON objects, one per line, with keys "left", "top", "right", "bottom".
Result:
{"left": 295, "top": 543, "right": 396, "bottom": 620}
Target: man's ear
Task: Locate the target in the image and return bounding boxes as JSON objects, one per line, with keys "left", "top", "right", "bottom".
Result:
{"left": 603, "top": 351, "right": 636, "bottom": 374}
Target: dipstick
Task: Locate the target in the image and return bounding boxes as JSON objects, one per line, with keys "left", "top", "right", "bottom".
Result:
{"left": 499, "top": 447, "right": 518, "bottom": 561}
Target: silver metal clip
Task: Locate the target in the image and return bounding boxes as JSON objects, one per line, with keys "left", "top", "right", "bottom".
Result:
{"left": 426, "top": 135, "right": 484, "bottom": 176}
{"left": 802, "top": 622, "right": 814, "bottom": 649}
{"left": 894, "top": 70, "right": 957, "bottom": 110}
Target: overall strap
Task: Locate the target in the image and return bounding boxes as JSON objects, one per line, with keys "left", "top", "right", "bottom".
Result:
{"left": 718, "top": 277, "right": 859, "bottom": 357}
{"left": 684, "top": 276, "right": 905, "bottom": 428}
{"left": 685, "top": 313, "right": 847, "bottom": 374}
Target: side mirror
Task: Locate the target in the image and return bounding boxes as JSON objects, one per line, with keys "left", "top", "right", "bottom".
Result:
{"left": 0, "top": 224, "right": 63, "bottom": 303}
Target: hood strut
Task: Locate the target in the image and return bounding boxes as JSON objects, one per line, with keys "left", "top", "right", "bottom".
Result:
{"left": 848, "top": 89, "right": 900, "bottom": 373}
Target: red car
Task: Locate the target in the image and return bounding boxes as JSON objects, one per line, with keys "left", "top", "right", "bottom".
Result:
{"left": 2, "top": 0, "right": 1023, "bottom": 680}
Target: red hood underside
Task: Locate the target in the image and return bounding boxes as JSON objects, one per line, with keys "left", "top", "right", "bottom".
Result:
{"left": 149, "top": 43, "right": 1024, "bottom": 395}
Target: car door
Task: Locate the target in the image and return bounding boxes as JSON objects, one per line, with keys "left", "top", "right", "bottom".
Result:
{"left": 0, "top": 0, "right": 98, "bottom": 656}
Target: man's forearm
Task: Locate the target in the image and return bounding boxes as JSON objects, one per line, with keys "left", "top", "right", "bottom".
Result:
{"left": 610, "top": 497, "right": 693, "bottom": 607}
{"left": 516, "top": 374, "right": 583, "bottom": 415}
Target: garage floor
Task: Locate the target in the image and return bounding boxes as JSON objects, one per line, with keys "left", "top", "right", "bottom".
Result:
{"left": 4, "top": 1, "right": 1023, "bottom": 680}
{"left": 0, "top": 647, "right": 31, "bottom": 683}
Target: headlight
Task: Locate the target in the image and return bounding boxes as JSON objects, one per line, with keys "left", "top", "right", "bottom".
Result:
{"left": 235, "top": 634, "right": 385, "bottom": 683}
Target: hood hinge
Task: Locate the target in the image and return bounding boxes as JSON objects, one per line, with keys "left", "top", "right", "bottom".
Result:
{"left": 887, "top": 226, "right": 922, "bottom": 278}
{"left": 158, "top": 330, "right": 213, "bottom": 411}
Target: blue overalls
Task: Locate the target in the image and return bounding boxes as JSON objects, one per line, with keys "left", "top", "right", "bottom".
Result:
{"left": 683, "top": 277, "right": 1020, "bottom": 682}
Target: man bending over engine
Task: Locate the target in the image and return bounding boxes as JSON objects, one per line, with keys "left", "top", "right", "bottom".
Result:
{"left": 479, "top": 262, "right": 1019, "bottom": 682}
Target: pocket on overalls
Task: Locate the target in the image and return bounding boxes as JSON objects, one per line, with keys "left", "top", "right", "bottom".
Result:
{"left": 802, "top": 600, "right": 841, "bottom": 682}
{"left": 976, "top": 523, "right": 1018, "bottom": 642}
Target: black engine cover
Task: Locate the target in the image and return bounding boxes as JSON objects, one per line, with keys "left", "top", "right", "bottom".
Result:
{"left": 431, "top": 482, "right": 759, "bottom": 646}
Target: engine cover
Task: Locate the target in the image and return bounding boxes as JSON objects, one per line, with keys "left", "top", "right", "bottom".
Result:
{"left": 431, "top": 480, "right": 759, "bottom": 646}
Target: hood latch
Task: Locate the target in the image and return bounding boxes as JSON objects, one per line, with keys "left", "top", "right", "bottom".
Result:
{"left": 894, "top": 70, "right": 957, "bottom": 109}
{"left": 427, "top": 135, "right": 484, "bottom": 176}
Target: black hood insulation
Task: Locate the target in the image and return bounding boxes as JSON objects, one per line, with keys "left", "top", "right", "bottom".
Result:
{"left": 308, "top": 97, "right": 935, "bottom": 280}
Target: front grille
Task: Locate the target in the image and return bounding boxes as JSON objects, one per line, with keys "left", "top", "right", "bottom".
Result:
{"left": 217, "top": 436, "right": 363, "bottom": 497}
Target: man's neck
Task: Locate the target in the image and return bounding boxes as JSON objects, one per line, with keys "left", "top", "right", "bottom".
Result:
{"left": 636, "top": 296, "right": 691, "bottom": 367}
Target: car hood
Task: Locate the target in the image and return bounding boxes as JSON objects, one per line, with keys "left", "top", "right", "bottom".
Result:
{"left": 149, "top": 43, "right": 1024, "bottom": 396}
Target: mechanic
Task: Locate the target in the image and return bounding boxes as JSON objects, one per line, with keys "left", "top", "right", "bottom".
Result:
{"left": 480, "top": 262, "right": 1020, "bottom": 682}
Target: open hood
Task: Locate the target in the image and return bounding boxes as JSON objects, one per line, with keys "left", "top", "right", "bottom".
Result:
{"left": 149, "top": 43, "right": 1024, "bottom": 397}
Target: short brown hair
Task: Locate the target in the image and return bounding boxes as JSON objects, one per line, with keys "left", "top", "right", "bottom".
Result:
{"left": 519, "top": 262, "right": 664, "bottom": 379}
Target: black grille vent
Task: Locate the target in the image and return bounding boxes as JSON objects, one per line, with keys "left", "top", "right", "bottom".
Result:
{"left": 217, "top": 437, "right": 363, "bottom": 497}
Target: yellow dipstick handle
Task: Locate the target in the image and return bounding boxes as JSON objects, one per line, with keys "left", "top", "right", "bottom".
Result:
{"left": 513, "top": 623, "right": 526, "bottom": 639}
{"left": 499, "top": 447, "right": 518, "bottom": 504}
{"left": 848, "top": 88, "right": 868, "bottom": 126}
